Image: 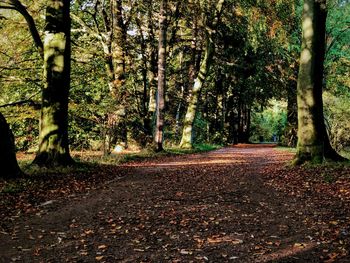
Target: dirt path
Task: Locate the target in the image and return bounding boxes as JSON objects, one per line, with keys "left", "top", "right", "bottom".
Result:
{"left": 1, "top": 145, "right": 349, "bottom": 262}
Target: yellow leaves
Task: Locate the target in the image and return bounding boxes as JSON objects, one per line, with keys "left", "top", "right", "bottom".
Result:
{"left": 234, "top": 7, "right": 243, "bottom": 17}
{"left": 206, "top": 235, "right": 243, "bottom": 245}
{"left": 293, "top": 242, "right": 307, "bottom": 248}
{"left": 180, "top": 249, "right": 192, "bottom": 255}
{"left": 329, "top": 220, "right": 338, "bottom": 226}
{"left": 81, "top": 229, "right": 94, "bottom": 237}
{"left": 95, "top": 256, "right": 104, "bottom": 261}
{"left": 98, "top": 244, "right": 107, "bottom": 250}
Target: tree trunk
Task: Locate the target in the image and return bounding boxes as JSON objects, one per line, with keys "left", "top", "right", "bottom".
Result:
{"left": 179, "top": 0, "right": 225, "bottom": 148}
{"left": 294, "top": 0, "right": 326, "bottom": 164}
{"left": 284, "top": 76, "right": 298, "bottom": 147}
{"left": 0, "top": 112, "right": 23, "bottom": 178}
{"left": 33, "top": 0, "right": 73, "bottom": 167}
{"left": 154, "top": 0, "right": 167, "bottom": 152}
{"left": 179, "top": 39, "right": 214, "bottom": 148}
{"left": 110, "top": 0, "right": 128, "bottom": 152}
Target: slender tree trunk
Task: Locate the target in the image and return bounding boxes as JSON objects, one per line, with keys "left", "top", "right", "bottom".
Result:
{"left": 33, "top": 0, "right": 73, "bottom": 166}
{"left": 294, "top": 0, "right": 327, "bottom": 164}
{"left": 154, "top": 0, "right": 167, "bottom": 151}
{"left": 0, "top": 112, "right": 23, "bottom": 177}
{"left": 147, "top": 6, "right": 158, "bottom": 140}
{"left": 179, "top": 36, "right": 214, "bottom": 148}
{"left": 148, "top": 9, "right": 158, "bottom": 139}
{"left": 179, "top": 0, "right": 225, "bottom": 148}
{"left": 284, "top": 75, "right": 298, "bottom": 147}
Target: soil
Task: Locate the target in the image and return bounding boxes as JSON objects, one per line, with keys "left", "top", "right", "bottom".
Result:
{"left": 1, "top": 144, "right": 350, "bottom": 262}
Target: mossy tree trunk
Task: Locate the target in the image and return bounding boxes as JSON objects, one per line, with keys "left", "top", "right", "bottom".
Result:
{"left": 294, "top": 0, "right": 327, "bottom": 164}
{"left": 33, "top": 0, "right": 73, "bottom": 166}
{"left": 110, "top": 0, "right": 128, "bottom": 152}
{"left": 0, "top": 112, "right": 23, "bottom": 178}
{"left": 154, "top": 0, "right": 167, "bottom": 152}
{"left": 179, "top": 0, "right": 225, "bottom": 149}
{"left": 179, "top": 40, "right": 214, "bottom": 149}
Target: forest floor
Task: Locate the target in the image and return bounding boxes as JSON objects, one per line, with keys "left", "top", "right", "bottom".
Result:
{"left": 1, "top": 144, "right": 350, "bottom": 262}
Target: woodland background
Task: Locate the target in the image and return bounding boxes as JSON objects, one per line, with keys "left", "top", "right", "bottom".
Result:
{"left": 0, "top": 0, "right": 349, "bottom": 165}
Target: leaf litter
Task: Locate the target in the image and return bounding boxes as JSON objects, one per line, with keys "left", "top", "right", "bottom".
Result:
{"left": 0, "top": 144, "right": 350, "bottom": 262}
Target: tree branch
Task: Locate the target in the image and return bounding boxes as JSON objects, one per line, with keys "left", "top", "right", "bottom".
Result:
{"left": 0, "top": 0, "right": 43, "bottom": 58}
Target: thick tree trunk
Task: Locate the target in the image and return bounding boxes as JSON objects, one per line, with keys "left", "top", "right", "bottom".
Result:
{"left": 0, "top": 112, "right": 23, "bottom": 178}
{"left": 294, "top": 0, "right": 326, "bottom": 164}
{"left": 154, "top": 0, "right": 167, "bottom": 152}
{"left": 33, "top": 0, "right": 73, "bottom": 167}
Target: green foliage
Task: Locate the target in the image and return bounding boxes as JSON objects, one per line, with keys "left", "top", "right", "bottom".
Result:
{"left": 0, "top": 0, "right": 348, "bottom": 159}
{"left": 322, "top": 173, "right": 335, "bottom": 184}
{"left": 250, "top": 100, "right": 287, "bottom": 142}
{"left": 1, "top": 180, "right": 27, "bottom": 193}
{"left": 323, "top": 1, "right": 350, "bottom": 153}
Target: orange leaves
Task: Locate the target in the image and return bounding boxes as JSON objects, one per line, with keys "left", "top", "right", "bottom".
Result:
{"left": 98, "top": 244, "right": 107, "bottom": 250}
{"left": 207, "top": 235, "right": 243, "bottom": 245}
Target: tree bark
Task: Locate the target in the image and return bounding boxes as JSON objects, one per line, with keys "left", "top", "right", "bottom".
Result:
{"left": 0, "top": 0, "right": 43, "bottom": 57}
{"left": 33, "top": 0, "right": 74, "bottom": 166}
{"left": 179, "top": 0, "right": 225, "bottom": 148}
{"left": 294, "top": 0, "right": 327, "bottom": 164}
{"left": 154, "top": 0, "right": 167, "bottom": 152}
{"left": 109, "top": 0, "right": 128, "bottom": 152}
{"left": 284, "top": 75, "right": 298, "bottom": 147}
{"left": 0, "top": 112, "right": 23, "bottom": 178}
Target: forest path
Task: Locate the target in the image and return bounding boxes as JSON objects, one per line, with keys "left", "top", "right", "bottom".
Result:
{"left": 1, "top": 145, "right": 348, "bottom": 262}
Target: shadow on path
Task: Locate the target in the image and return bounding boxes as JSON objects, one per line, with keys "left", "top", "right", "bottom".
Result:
{"left": 0, "top": 144, "right": 345, "bottom": 262}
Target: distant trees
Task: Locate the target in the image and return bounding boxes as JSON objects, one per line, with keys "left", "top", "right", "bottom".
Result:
{"left": 71, "top": 0, "right": 131, "bottom": 153}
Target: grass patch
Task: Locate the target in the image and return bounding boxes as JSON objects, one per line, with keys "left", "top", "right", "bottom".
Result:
{"left": 18, "top": 160, "right": 96, "bottom": 177}
{"left": 1, "top": 181, "right": 25, "bottom": 193}
{"left": 276, "top": 146, "right": 297, "bottom": 153}
{"left": 322, "top": 173, "right": 335, "bottom": 184}
{"left": 340, "top": 150, "right": 350, "bottom": 160}
{"left": 166, "top": 143, "right": 221, "bottom": 155}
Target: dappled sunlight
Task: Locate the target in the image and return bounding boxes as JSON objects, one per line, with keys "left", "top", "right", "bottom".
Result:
{"left": 124, "top": 158, "right": 247, "bottom": 168}
{"left": 122, "top": 144, "right": 292, "bottom": 169}
{"left": 257, "top": 241, "right": 317, "bottom": 262}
